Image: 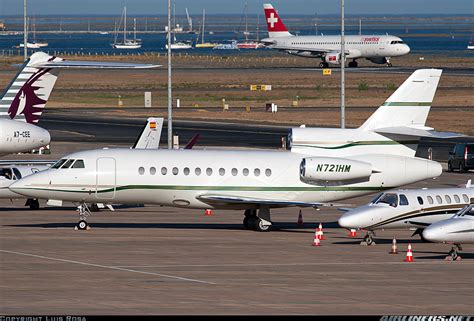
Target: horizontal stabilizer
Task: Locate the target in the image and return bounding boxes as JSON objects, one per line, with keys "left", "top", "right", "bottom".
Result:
{"left": 31, "top": 60, "right": 161, "bottom": 69}
{"left": 198, "top": 194, "right": 344, "bottom": 208}
{"left": 375, "top": 126, "right": 465, "bottom": 139}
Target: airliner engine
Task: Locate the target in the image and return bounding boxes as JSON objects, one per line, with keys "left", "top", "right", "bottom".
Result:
{"left": 325, "top": 52, "right": 341, "bottom": 65}
{"left": 300, "top": 157, "right": 373, "bottom": 182}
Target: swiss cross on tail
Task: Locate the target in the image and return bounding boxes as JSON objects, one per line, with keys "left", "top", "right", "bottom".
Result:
{"left": 263, "top": 3, "right": 292, "bottom": 37}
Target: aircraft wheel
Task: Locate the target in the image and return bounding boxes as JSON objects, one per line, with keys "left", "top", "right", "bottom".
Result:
{"left": 254, "top": 218, "right": 272, "bottom": 232}
{"left": 243, "top": 216, "right": 251, "bottom": 229}
{"left": 28, "top": 199, "right": 40, "bottom": 210}
{"left": 77, "top": 220, "right": 89, "bottom": 230}
{"left": 319, "top": 62, "right": 328, "bottom": 68}
{"left": 387, "top": 62, "right": 393, "bottom": 67}
{"left": 348, "top": 61, "right": 358, "bottom": 68}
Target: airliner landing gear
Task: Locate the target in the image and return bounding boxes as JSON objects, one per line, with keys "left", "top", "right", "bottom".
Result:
{"left": 75, "top": 202, "right": 92, "bottom": 230}
{"left": 446, "top": 244, "right": 463, "bottom": 261}
{"left": 243, "top": 207, "right": 273, "bottom": 232}
{"left": 25, "top": 198, "right": 40, "bottom": 210}
{"left": 360, "top": 231, "right": 376, "bottom": 246}
{"left": 319, "top": 61, "right": 329, "bottom": 68}
{"left": 386, "top": 57, "right": 392, "bottom": 67}
{"left": 348, "top": 60, "right": 358, "bottom": 68}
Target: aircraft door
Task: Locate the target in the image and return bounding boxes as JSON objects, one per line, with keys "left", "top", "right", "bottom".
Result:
{"left": 96, "top": 157, "right": 116, "bottom": 199}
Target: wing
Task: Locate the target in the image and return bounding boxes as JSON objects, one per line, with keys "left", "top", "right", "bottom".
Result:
{"left": 0, "top": 160, "right": 56, "bottom": 166}
{"left": 374, "top": 126, "right": 465, "bottom": 139}
{"left": 31, "top": 60, "right": 161, "bottom": 69}
{"left": 197, "top": 194, "right": 344, "bottom": 208}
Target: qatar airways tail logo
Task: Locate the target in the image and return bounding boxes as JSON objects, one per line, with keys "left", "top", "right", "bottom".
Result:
{"left": 8, "top": 68, "right": 49, "bottom": 124}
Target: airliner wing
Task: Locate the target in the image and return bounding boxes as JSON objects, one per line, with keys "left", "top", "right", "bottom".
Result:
{"left": 197, "top": 194, "right": 342, "bottom": 208}
{"left": 374, "top": 126, "right": 465, "bottom": 139}
{"left": 0, "top": 160, "right": 55, "bottom": 166}
{"left": 31, "top": 60, "right": 161, "bottom": 69}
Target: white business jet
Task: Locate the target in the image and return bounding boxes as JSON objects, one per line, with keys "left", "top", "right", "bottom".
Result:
{"left": 11, "top": 69, "right": 455, "bottom": 231}
{"left": 422, "top": 203, "right": 474, "bottom": 260}
{"left": 261, "top": 3, "right": 410, "bottom": 68}
{"left": 338, "top": 181, "right": 473, "bottom": 245}
{"left": 0, "top": 52, "right": 159, "bottom": 157}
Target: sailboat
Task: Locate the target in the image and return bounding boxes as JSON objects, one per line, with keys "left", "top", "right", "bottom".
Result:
{"left": 165, "top": 5, "right": 192, "bottom": 49}
{"left": 195, "top": 9, "right": 217, "bottom": 48}
{"left": 236, "top": 3, "right": 262, "bottom": 49}
{"left": 468, "top": 36, "right": 474, "bottom": 50}
{"left": 19, "top": 18, "right": 48, "bottom": 49}
{"left": 112, "top": 7, "right": 141, "bottom": 49}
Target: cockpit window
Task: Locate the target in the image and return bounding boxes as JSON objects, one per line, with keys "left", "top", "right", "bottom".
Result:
{"left": 390, "top": 40, "right": 405, "bottom": 44}
{"left": 71, "top": 160, "right": 85, "bottom": 169}
{"left": 455, "top": 205, "right": 474, "bottom": 217}
{"left": 61, "top": 159, "right": 75, "bottom": 169}
{"left": 52, "top": 159, "right": 67, "bottom": 169}
{"left": 370, "top": 193, "right": 383, "bottom": 204}
{"left": 12, "top": 168, "right": 22, "bottom": 180}
{"left": 0, "top": 168, "right": 13, "bottom": 180}
{"left": 376, "top": 193, "right": 398, "bottom": 207}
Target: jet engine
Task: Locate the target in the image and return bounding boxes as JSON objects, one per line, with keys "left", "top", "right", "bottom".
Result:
{"left": 325, "top": 52, "right": 341, "bottom": 65}
{"left": 366, "top": 57, "right": 388, "bottom": 64}
{"left": 300, "top": 157, "right": 373, "bottom": 183}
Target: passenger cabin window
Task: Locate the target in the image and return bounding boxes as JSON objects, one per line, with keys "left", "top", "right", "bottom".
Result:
{"left": 61, "top": 159, "right": 75, "bottom": 169}
{"left": 172, "top": 167, "right": 179, "bottom": 175}
{"left": 243, "top": 168, "right": 249, "bottom": 176}
{"left": 254, "top": 168, "right": 261, "bottom": 177}
{"left": 206, "top": 168, "right": 213, "bottom": 176}
{"left": 417, "top": 196, "right": 424, "bottom": 205}
{"left": 150, "top": 167, "right": 156, "bottom": 175}
{"left": 138, "top": 167, "right": 145, "bottom": 175}
{"left": 161, "top": 167, "right": 167, "bottom": 175}
{"left": 52, "top": 159, "right": 67, "bottom": 169}
{"left": 219, "top": 168, "right": 225, "bottom": 176}
{"left": 265, "top": 169, "right": 272, "bottom": 177}
{"left": 195, "top": 168, "right": 201, "bottom": 176}
{"left": 445, "top": 195, "right": 452, "bottom": 204}
{"left": 399, "top": 194, "right": 409, "bottom": 206}
{"left": 376, "top": 193, "right": 398, "bottom": 208}
{"left": 184, "top": 167, "right": 190, "bottom": 176}
{"left": 462, "top": 194, "right": 469, "bottom": 203}
{"left": 71, "top": 160, "right": 85, "bottom": 169}
{"left": 454, "top": 195, "right": 460, "bottom": 203}
{"left": 436, "top": 195, "right": 442, "bottom": 204}
{"left": 231, "top": 168, "right": 238, "bottom": 176}
{"left": 427, "top": 196, "right": 434, "bottom": 204}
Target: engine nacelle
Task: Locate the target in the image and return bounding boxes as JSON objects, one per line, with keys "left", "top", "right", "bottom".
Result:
{"left": 325, "top": 51, "right": 341, "bottom": 65}
{"left": 300, "top": 157, "right": 373, "bottom": 183}
{"left": 366, "top": 57, "right": 388, "bottom": 64}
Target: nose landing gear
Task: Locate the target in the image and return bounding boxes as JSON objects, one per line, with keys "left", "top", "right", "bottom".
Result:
{"left": 75, "top": 202, "right": 93, "bottom": 230}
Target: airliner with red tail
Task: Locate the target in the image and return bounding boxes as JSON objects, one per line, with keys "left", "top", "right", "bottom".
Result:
{"left": 261, "top": 3, "right": 410, "bottom": 68}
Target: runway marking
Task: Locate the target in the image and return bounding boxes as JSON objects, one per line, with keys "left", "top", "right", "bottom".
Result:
{"left": 0, "top": 249, "right": 216, "bottom": 285}
{"left": 111, "top": 261, "right": 474, "bottom": 268}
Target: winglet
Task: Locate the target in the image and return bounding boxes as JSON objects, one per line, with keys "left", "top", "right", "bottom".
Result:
{"left": 132, "top": 117, "right": 164, "bottom": 149}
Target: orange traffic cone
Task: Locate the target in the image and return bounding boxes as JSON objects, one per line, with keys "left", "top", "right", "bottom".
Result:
{"left": 349, "top": 229, "right": 357, "bottom": 237}
{"left": 312, "top": 228, "right": 321, "bottom": 246}
{"left": 297, "top": 210, "right": 304, "bottom": 226}
{"left": 404, "top": 243, "right": 414, "bottom": 262}
{"left": 317, "top": 223, "right": 325, "bottom": 240}
{"left": 389, "top": 237, "right": 399, "bottom": 254}
{"left": 204, "top": 209, "right": 213, "bottom": 216}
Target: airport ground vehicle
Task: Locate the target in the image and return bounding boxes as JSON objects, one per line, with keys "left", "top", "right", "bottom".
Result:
{"left": 448, "top": 143, "right": 474, "bottom": 172}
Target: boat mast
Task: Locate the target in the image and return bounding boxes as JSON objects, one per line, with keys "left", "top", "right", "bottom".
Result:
{"left": 134, "top": 18, "right": 137, "bottom": 41}
{"left": 123, "top": 6, "right": 127, "bottom": 43}
{"left": 202, "top": 9, "right": 205, "bottom": 44}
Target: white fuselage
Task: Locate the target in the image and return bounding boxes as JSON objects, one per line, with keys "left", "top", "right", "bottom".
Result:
{"left": 338, "top": 187, "right": 474, "bottom": 231}
{"left": 0, "top": 164, "right": 49, "bottom": 198}
{"left": 0, "top": 119, "right": 51, "bottom": 156}
{"left": 10, "top": 148, "right": 441, "bottom": 210}
{"left": 262, "top": 35, "right": 410, "bottom": 60}
{"left": 422, "top": 205, "right": 474, "bottom": 244}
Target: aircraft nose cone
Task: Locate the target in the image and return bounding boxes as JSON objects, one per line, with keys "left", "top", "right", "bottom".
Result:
{"left": 422, "top": 223, "right": 443, "bottom": 243}
{"left": 9, "top": 171, "right": 49, "bottom": 198}
{"left": 338, "top": 211, "right": 360, "bottom": 229}
{"left": 404, "top": 44, "right": 411, "bottom": 54}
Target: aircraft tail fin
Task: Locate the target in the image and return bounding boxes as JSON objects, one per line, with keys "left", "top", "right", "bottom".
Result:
{"left": 132, "top": 117, "right": 164, "bottom": 149}
{"left": 263, "top": 4, "right": 293, "bottom": 38}
{"left": 360, "top": 69, "right": 442, "bottom": 131}
{"left": 0, "top": 52, "right": 62, "bottom": 124}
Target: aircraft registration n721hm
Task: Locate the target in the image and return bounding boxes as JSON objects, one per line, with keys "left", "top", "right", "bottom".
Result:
{"left": 10, "top": 69, "right": 456, "bottom": 231}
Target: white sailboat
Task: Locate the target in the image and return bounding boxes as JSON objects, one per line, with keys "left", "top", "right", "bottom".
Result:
{"left": 236, "top": 3, "right": 262, "bottom": 49}
{"left": 19, "top": 18, "right": 48, "bottom": 49}
{"left": 165, "top": 6, "right": 192, "bottom": 49}
{"left": 112, "top": 7, "right": 141, "bottom": 49}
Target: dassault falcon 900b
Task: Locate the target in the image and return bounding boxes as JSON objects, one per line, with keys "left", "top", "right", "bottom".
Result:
{"left": 11, "top": 69, "right": 457, "bottom": 232}
{"left": 261, "top": 3, "right": 410, "bottom": 68}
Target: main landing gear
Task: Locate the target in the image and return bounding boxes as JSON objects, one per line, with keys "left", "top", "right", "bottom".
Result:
{"left": 360, "top": 231, "right": 376, "bottom": 246}
{"left": 243, "top": 207, "right": 273, "bottom": 232}
{"left": 446, "top": 244, "right": 463, "bottom": 261}
{"left": 348, "top": 60, "right": 358, "bottom": 68}
{"left": 386, "top": 57, "right": 392, "bottom": 67}
{"left": 319, "top": 61, "right": 329, "bottom": 68}
{"left": 25, "top": 198, "right": 40, "bottom": 210}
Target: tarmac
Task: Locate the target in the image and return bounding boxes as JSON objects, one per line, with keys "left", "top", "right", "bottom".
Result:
{"left": 0, "top": 141, "right": 473, "bottom": 315}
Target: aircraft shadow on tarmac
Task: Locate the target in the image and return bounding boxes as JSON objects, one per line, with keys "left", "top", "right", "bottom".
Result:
{"left": 5, "top": 221, "right": 341, "bottom": 231}
{"left": 414, "top": 251, "right": 474, "bottom": 260}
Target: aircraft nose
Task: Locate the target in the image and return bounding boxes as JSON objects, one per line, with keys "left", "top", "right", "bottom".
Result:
{"left": 422, "top": 223, "right": 444, "bottom": 243}
{"left": 9, "top": 171, "right": 49, "bottom": 198}
{"left": 338, "top": 211, "right": 362, "bottom": 229}
{"left": 404, "top": 44, "right": 411, "bottom": 54}
{"left": 38, "top": 127, "right": 51, "bottom": 145}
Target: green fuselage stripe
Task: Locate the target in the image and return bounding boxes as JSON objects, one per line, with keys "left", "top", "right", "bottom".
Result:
{"left": 292, "top": 140, "right": 419, "bottom": 150}
{"left": 20, "top": 184, "right": 394, "bottom": 194}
